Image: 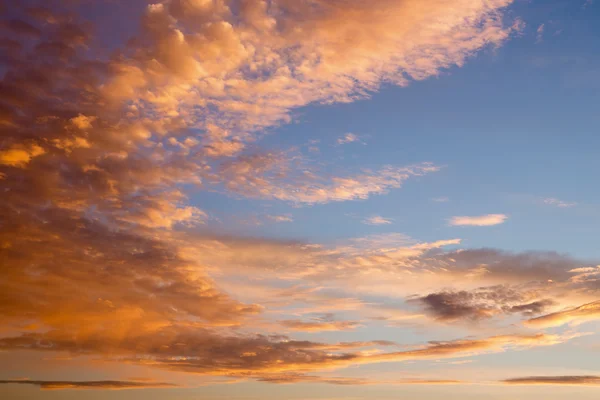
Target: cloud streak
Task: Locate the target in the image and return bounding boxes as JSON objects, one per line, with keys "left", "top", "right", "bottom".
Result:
{"left": 449, "top": 214, "right": 508, "bottom": 226}
{"left": 0, "top": 380, "right": 177, "bottom": 390}
{"left": 503, "top": 376, "right": 600, "bottom": 386}
{"left": 526, "top": 301, "right": 600, "bottom": 328}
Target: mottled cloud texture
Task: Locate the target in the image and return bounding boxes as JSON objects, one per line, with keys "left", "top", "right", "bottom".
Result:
{"left": 3, "top": 0, "right": 598, "bottom": 393}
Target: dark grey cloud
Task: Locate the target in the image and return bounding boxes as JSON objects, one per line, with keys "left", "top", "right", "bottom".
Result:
{"left": 0, "top": 380, "right": 177, "bottom": 390}
{"left": 503, "top": 376, "right": 600, "bottom": 385}
{"left": 409, "top": 286, "right": 555, "bottom": 322}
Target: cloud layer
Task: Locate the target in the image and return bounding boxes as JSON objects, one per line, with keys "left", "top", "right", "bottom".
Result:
{"left": 5, "top": 0, "right": 597, "bottom": 394}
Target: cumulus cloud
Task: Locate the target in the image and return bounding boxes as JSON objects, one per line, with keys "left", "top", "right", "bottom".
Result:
{"left": 449, "top": 214, "right": 508, "bottom": 226}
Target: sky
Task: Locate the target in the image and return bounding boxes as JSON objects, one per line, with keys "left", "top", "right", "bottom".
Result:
{"left": 1, "top": 0, "right": 600, "bottom": 399}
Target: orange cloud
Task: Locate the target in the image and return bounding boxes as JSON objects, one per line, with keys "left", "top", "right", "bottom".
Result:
{"left": 525, "top": 301, "right": 600, "bottom": 328}
{"left": 280, "top": 319, "right": 361, "bottom": 332}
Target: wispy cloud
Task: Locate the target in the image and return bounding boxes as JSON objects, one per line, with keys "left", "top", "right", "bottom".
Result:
{"left": 337, "top": 133, "right": 361, "bottom": 145}
{"left": 449, "top": 214, "right": 508, "bottom": 226}
{"left": 536, "top": 24, "right": 545, "bottom": 43}
{"left": 503, "top": 376, "right": 600, "bottom": 386}
{"left": 0, "top": 380, "right": 177, "bottom": 390}
{"left": 542, "top": 197, "right": 577, "bottom": 208}
{"left": 280, "top": 319, "right": 361, "bottom": 333}
{"left": 267, "top": 215, "right": 294, "bottom": 223}
{"left": 363, "top": 216, "right": 393, "bottom": 225}
{"left": 526, "top": 300, "right": 600, "bottom": 328}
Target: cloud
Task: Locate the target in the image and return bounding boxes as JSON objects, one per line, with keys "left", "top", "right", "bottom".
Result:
{"left": 502, "top": 376, "right": 600, "bottom": 386}
{"left": 0, "top": 143, "right": 45, "bottom": 167}
{"left": 542, "top": 198, "right": 577, "bottom": 208}
{"left": 337, "top": 133, "right": 360, "bottom": 145}
{"left": 215, "top": 153, "right": 440, "bottom": 204}
{"left": 5, "top": 0, "right": 587, "bottom": 389}
{"left": 267, "top": 215, "right": 294, "bottom": 223}
{"left": 363, "top": 216, "right": 393, "bottom": 225}
{"left": 409, "top": 287, "right": 555, "bottom": 322}
{"left": 432, "top": 197, "right": 450, "bottom": 202}
{"left": 0, "top": 380, "right": 177, "bottom": 390}
{"left": 255, "top": 373, "right": 463, "bottom": 386}
{"left": 536, "top": 24, "right": 545, "bottom": 43}
{"left": 280, "top": 320, "right": 361, "bottom": 332}
{"left": 526, "top": 301, "right": 600, "bottom": 328}
{"left": 449, "top": 214, "right": 508, "bottom": 226}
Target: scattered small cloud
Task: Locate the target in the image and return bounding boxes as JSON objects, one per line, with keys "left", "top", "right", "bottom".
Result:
{"left": 448, "top": 214, "right": 508, "bottom": 227}
{"left": 432, "top": 197, "right": 450, "bottom": 203}
{"left": 542, "top": 197, "right": 577, "bottom": 208}
{"left": 267, "top": 215, "right": 294, "bottom": 223}
{"left": 363, "top": 216, "right": 393, "bottom": 225}
{"left": 337, "top": 133, "right": 361, "bottom": 145}
{"left": 536, "top": 24, "right": 545, "bottom": 43}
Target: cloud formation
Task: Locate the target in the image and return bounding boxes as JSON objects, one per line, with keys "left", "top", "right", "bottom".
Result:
{"left": 410, "top": 287, "right": 555, "bottom": 322}
{"left": 526, "top": 300, "right": 600, "bottom": 328}
{"left": 364, "top": 215, "right": 393, "bottom": 225}
{"left": 0, "top": 380, "right": 177, "bottom": 390}
{"left": 503, "top": 376, "right": 600, "bottom": 386}
{"left": 337, "top": 133, "right": 360, "bottom": 145}
{"left": 449, "top": 214, "right": 508, "bottom": 226}
{"left": 542, "top": 197, "right": 577, "bottom": 208}
{"left": 7, "top": 0, "right": 592, "bottom": 392}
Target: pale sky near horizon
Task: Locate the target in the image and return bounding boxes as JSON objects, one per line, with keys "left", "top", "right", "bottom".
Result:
{"left": 2, "top": 0, "right": 600, "bottom": 399}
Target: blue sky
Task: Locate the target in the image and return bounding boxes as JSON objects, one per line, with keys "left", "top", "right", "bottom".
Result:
{"left": 193, "top": 0, "right": 600, "bottom": 258}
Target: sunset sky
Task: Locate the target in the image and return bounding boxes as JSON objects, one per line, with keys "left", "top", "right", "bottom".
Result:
{"left": 2, "top": 0, "right": 600, "bottom": 399}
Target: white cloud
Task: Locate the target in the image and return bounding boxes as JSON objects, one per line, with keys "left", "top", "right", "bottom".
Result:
{"left": 267, "top": 215, "right": 294, "bottom": 223}
{"left": 449, "top": 214, "right": 508, "bottom": 226}
{"left": 542, "top": 198, "right": 577, "bottom": 208}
